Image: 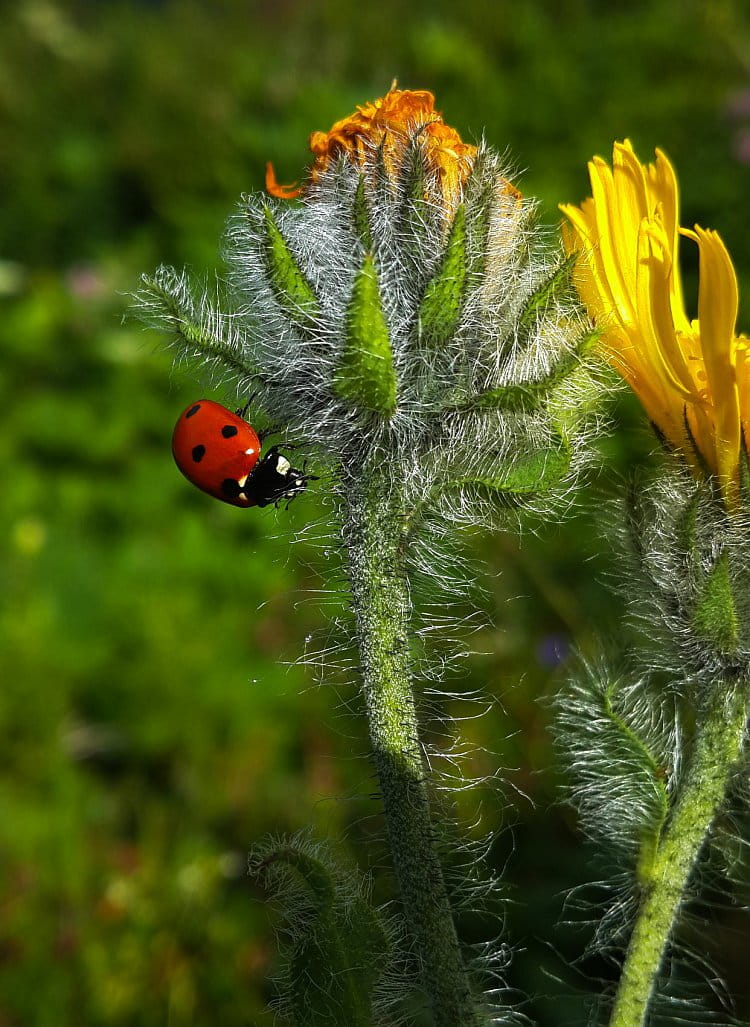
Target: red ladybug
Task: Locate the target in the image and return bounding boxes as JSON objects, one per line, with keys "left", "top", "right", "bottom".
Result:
{"left": 172, "top": 399, "right": 312, "bottom": 508}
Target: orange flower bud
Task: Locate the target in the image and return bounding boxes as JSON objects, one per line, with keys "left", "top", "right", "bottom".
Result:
{"left": 267, "top": 87, "right": 478, "bottom": 211}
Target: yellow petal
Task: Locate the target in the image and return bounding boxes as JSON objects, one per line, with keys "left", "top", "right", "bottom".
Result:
{"left": 639, "top": 219, "right": 699, "bottom": 403}
{"left": 588, "top": 157, "right": 639, "bottom": 325}
{"left": 684, "top": 226, "right": 741, "bottom": 504}
{"left": 649, "top": 151, "right": 689, "bottom": 329}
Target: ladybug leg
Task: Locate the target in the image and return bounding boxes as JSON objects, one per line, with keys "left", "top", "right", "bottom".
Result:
{"left": 277, "top": 439, "right": 307, "bottom": 452}
{"left": 235, "top": 392, "right": 258, "bottom": 419}
{"left": 257, "top": 424, "right": 281, "bottom": 443}
{"left": 257, "top": 428, "right": 305, "bottom": 451}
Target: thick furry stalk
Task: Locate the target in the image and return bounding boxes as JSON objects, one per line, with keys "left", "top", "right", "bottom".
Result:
{"left": 343, "top": 473, "right": 481, "bottom": 1027}
{"left": 609, "top": 686, "right": 748, "bottom": 1027}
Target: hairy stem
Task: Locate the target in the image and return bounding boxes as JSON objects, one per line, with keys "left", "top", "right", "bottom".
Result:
{"left": 609, "top": 686, "right": 748, "bottom": 1027}
{"left": 343, "top": 476, "right": 482, "bottom": 1027}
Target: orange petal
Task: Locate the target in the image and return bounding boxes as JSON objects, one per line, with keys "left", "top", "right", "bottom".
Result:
{"left": 265, "top": 162, "right": 302, "bottom": 200}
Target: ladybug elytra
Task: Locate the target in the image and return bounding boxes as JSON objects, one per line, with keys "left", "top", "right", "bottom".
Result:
{"left": 171, "top": 399, "right": 312, "bottom": 508}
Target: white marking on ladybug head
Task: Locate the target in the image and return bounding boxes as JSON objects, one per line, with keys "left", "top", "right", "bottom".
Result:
{"left": 275, "top": 455, "right": 291, "bottom": 474}
{"left": 238, "top": 474, "right": 249, "bottom": 487}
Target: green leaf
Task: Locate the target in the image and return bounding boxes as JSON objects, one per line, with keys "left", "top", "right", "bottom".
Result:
{"left": 518, "top": 252, "right": 578, "bottom": 332}
{"left": 263, "top": 206, "right": 320, "bottom": 330}
{"left": 555, "top": 667, "right": 671, "bottom": 865}
{"left": 133, "top": 269, "right": 258, "bottom": 380}
{"left": 333, "top": 254, "right": 397, "bottom": 416}
{"left": 599, "top": 682, "right": 670, "bottom": 881}
{"left": 253, "top": 842, "right": 389, "bottom": 1027}
{"left": 693, "top": 551, "right": 738, "bottom": 652}
{"left": 450, "top": 436, "right": 571, "bottom": 497}
{"left": 418, "top": 204, "right": 467, "bottom": 347}
{"left": 463, "top": 329, "right": 600, "bottom": 413}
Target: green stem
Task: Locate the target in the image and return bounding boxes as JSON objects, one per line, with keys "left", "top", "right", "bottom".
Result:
{"left": 609, "top": 687, "right": 748, "bottom": 1027}
{"left": 343, "top": 478, "right": 482, "bottom": 1027}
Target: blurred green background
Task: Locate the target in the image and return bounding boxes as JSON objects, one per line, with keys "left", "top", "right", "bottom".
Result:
{"left": 3, "top": 1, "right": 750, "bottom": 1024}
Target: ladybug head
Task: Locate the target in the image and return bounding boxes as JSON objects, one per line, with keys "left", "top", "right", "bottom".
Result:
{"left": 244, "top": 447, "right": 317, "bottom": 508}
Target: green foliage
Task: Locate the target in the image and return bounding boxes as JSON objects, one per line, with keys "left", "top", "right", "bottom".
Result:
{"left": 466, "top": 329, "right": 600, "bottom": 415}
{"left": 251, "top": 840, "right": 389, "bottom": 1026}
{"left": 333, "top": 254, "right": 397, "bottom": 415}
{"left": 0, "top": 271, "right": 343, "bottom": 1027}
{"left": 455, "top": 436, "right": 571, "bottom": 498}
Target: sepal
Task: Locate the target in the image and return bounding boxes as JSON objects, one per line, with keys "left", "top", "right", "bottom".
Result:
{"left": 740, "top": 436, "right": 750, "bottom": 507}
{"left": 692, "top": 552, "right": 739, "bottom": 654}
{"left": 463, "top": 148, "right": 496, "bottom": 273}
{"left": 621, "top": 469, "right": 750, "bottom": 681}
{"left": 398, "top": 137, "right": 431, "bottom": 234}
{"left": 263, "top": 206, "right": 320, "bottom": 330}
{"left": 352, "top": 175, "right": 374, "bottom": 252}
{"left": 418, "top": 204, "right": 467, "bottom": 347}
{"left": 333, "top": 253, "right": 397, "bottom": 416}
{"left": 674, "top": 487, "right": 701, "bottom": 565}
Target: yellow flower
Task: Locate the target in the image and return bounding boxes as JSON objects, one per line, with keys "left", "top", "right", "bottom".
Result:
{"left": 561, "top": 140, "right": 747, "bottom": 510}
{"left": 266, "top": 86, "right": 484, "bottom": 213}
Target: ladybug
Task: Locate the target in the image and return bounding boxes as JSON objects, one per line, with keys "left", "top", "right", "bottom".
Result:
{"left": 172, "top": 399, "right": 313, "bottom": 508}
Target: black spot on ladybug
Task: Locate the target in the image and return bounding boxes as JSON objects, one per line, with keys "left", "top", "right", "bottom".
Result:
{"left": 221, "top": 478, "right": 242, "bottom": 499}
{"left": 221, "top": 425, "right": 238, "bottom": 439}
{"left": 185, "top": 404, "right": 201, "bottom": 418}
{"left": 192, "top": 444, "right": 206, "bottom": 463}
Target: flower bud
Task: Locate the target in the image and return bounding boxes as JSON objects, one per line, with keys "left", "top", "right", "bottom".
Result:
{"left": 625, "top": 468, "right": 750, "bottom": 682}
{"left": 137, "top": 87, "right": 602, "bottom": 527}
